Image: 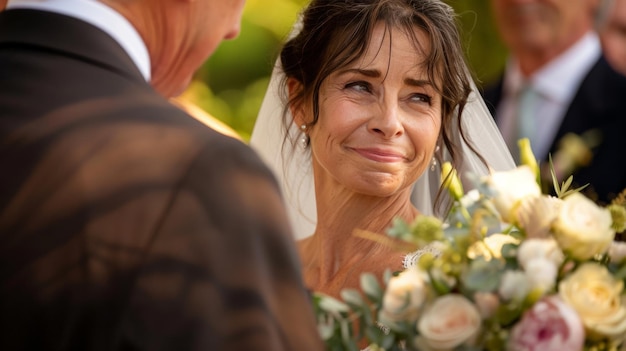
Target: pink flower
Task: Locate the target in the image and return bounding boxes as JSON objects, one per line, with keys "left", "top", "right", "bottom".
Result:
{"left": 508, "top": 295, "right": 584, "bottom": 351}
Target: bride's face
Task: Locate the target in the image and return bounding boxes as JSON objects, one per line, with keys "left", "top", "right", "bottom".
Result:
{"left": 304, "top": 23, "right": 442, "bottom": 197}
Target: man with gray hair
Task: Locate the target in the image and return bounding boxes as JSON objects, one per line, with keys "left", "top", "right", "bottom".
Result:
{"left": 483, "top": 0, "right": 626, "bottom": 204}
{"left": 0, "top": 1, "right": 323, "bottom": 350}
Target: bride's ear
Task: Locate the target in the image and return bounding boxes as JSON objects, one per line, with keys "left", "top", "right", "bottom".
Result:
{"left": 287, "top": 78, "right": 308, "bottom": 127}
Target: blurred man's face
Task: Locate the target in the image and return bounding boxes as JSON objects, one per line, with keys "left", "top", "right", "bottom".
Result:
{"left": 600, "top": 0, "right": 626, "bottom": 75}
{"left": 1, "top": 0, "right": 7, "bottom": 10}
{"left": 490, "top": 0, "right": 596, "bottom": 55}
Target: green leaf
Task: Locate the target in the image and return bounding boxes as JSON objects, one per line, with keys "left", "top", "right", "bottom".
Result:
{"left": 380, "top": 333, "right": 396, "bottom": 349}
{"left": 428, "top": 270, "right": 452, "bottom": 295}
{"left": 360, "top": 273, "right": 383, "bottom": 302}
{"left": 383, "top": 268, "right": 393, "bottom": 284}
{"left": 462, "top": 258, "right": 504, "bottom": 292}
{"left": 318, "top": 295, "right": 350, "bottom": 314}
{"left": 562, "top": 175, "right": 573, "bottom": 193}
{"left": 387, "top": 217, "right": 412, "bottom": 239}
{"left": 340, "top": 320, "right": 353, "bottom": 347}
{"left": 317, "top": 322, "right": 336, "bottom": 340}
{"left": 340, "top": 288, "right": 365, "bottom": 307}
{"left": 495, "top": 302, "right": 523, "bottom": 327}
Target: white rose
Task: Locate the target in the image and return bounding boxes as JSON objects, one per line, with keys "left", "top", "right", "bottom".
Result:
{"left": 517, "top": 238, "right": 564, "bottom": 270}
{"left": 609, "top": 241, "right": 626, "bottom": 263}
{"left": 379, "top": 267, "right": 429, "bottom": 324}
{"left": 524, "top": 257, "right": 557, "bottom": 295}
{"left": 483, "top": 166, "right": 541, "bottom": 223}
{"left": 417, "top": 294, "right": 481, "bottom": 350}
{"left": 499, "top": 270, "right": 530, "bottom": 301}
{"left": 552, "top": 192, "right": 615, "bottom": 260}
{"left": 516, "top": 195, "right": 562, "bottom": 238}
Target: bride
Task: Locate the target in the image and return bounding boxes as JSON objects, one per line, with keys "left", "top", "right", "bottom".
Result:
{"left": 250, "top": 0, "right": 514, "bottom": 298}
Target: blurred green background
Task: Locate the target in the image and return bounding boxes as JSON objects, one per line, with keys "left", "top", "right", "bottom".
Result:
{"left": 182, "top": 0, "right": 508, "bottom": 141}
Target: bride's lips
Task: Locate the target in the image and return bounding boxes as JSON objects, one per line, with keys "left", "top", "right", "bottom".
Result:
{"left": 350, "top": 147, "right": 406, "bottom": 163}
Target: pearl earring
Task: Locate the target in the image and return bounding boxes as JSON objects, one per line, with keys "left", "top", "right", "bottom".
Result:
{"left": 431, "top": 145, "right": 440, "bottom": 172}
{"left": 300, "top": 124, "right": 308, "bottom": 147}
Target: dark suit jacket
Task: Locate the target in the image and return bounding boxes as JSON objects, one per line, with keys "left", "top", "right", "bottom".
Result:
{"left": 0, "top": 9, "right": 322, "bottom": 351}
{"left": 483, "top": 56, "right": 626, "bottom": 204}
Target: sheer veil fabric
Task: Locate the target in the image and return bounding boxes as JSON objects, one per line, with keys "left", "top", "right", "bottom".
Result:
{"left": 250, "top": 24, "right": 515, "bottom": 240}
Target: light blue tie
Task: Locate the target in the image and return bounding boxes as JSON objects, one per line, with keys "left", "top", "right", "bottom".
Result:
{"left": 513, "top": 84, "right": 536, "bottom": 161}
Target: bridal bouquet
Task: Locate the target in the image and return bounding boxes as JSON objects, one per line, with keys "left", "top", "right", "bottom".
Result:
{"left": 313, "top": 139, "right": 626, "bottom": 351}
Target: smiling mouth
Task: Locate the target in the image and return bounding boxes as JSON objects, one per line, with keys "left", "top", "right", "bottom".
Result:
{"left": 351, "top": 148, "right": 406, "bottom": 163}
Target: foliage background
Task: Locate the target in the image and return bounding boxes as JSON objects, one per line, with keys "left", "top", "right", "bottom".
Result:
{"left": 183, "top": 0, "right": 508, "bottom": 141}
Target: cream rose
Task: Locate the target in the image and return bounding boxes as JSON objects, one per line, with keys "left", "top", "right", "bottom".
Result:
{"left": 417, "top": 294, "right": 481, "bottom": 350}
{"left": 559, "top": 263, "right": 626, "bottom": 341}
{"left": 482, "top": 166, "right": 541, "bottom": 223}
{"left": 379, "top": 267, "right": 429, "bottom": 325}
{"left": 517, "top": 238, "right": 564, "bottom": 269}
{"left": 552, "top": 193, "right": 615, "bottom": 260}
{"left": 516, "top": 195, "right": 562, "bottom": 238}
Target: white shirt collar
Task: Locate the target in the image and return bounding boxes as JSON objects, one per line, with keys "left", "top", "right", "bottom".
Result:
{"left": 6, "top": 0, "right": 151, "bottom": 82}
{"left": 504, "top": 31, "right": 601, "bottom": 103}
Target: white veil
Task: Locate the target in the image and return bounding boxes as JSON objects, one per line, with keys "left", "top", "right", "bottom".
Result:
{"left": 250, "top": 26, "right": 515, "bottom": 240}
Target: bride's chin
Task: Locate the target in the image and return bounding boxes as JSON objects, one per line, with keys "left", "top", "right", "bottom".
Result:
{"left": 348, "top": 172, "right": 416, "bottom": 197}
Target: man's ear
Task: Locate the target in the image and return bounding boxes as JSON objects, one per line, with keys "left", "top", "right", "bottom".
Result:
{"left": 287, "top": 77, "right": 308, "bottom": 127}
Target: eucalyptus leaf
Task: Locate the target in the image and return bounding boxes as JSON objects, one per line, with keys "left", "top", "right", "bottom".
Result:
{"left": 462, "top": 257, "right": 504, "bottom": 292}
{"left": 361, "top": 273, "right": 383, "bottom": 301}
{"left": 319, "top": 295, "right": 350, "bottom": 314}
{"left": 383, "top": 268, "right": 393, "bottom": 283}
{"left": 380, "top": 332, "right": 396, "bottom": 349}
{"left": 340, "top": 320, "right": 352, "bottom": 345}
{"left": 365, "top": 325, "right": 385, "bottom": 344}
{"left": 341, "top": 288, "right": 365, "bottom": 307}
{"left": 318, "top": 323, "right": 336, "bottom": 340}
{"left": 387, "top": 217, "right": 412, "bottom": 239}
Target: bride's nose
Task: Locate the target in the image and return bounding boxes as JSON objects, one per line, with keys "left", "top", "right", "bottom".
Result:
{"left": 367, "top": 101, "right": 404, "bottom": 138}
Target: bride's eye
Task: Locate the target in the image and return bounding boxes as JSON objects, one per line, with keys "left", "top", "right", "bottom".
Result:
{"left": 409, "top": 93, "right": 432, "bottom": 105}
{"left": 344, "top": 81, "right": 372, "bottom": 93}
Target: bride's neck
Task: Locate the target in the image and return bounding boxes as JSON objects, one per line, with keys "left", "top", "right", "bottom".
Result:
{"left": 316, "top": 188, "right": 418, "bottom": 237}
{"left": 304, "top": 189, "right": 418, "bottom": 274}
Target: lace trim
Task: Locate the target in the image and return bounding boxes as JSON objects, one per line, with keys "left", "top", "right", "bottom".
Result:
{"left": 402, "top": 243, "right": 443, "bottom": 269}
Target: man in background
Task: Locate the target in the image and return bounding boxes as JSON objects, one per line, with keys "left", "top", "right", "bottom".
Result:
{"left": 483, "top": 0, "right": 626, "bottom": 203}
{"left": 599, "top": 0, "right": 626, "bottom": 75}
{"left": 0, "top": 0, "right": 322, "bottom": 350}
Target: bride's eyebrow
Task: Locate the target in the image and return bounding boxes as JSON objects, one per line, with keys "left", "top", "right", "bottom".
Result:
{"left": 405, "top": 77, "right": 433, "bottom": 88}
{"left": 338, "top": 69, "right": 432, "bottom": 88}
{"left": 337, "top": 68, "right": 381, "bottom": 78}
